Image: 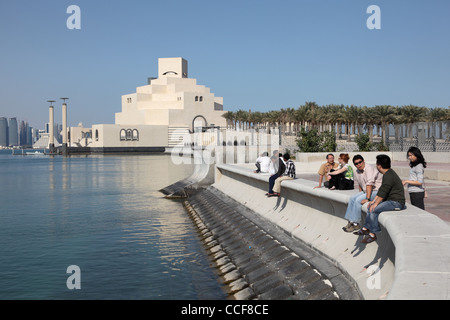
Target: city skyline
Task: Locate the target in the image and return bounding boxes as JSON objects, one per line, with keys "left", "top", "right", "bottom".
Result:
{"left": 1, "top": 1, "right": 450, "bottom": 130}
{"left": 0, "top": 115, "right": 63, "bottom": 147}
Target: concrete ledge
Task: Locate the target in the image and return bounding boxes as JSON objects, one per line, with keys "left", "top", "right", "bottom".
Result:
{"left": 213, "top": 164, "right": 450, "bottom": 300}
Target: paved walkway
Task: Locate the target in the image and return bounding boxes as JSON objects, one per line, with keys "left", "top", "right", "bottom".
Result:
{"left": 297, "top": 161, "right": 450, "bottom": 224}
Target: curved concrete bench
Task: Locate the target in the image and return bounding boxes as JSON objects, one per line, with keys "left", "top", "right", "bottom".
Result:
{"left": 212, "top": 164, "right": 450, "bottom": 300}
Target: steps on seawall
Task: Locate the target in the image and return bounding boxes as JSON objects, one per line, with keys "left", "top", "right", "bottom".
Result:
{"left": 183, "top": 187, "right": 361, "bottom": 300}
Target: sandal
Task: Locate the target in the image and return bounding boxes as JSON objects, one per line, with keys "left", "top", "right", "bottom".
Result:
{"left": 268, "top": 193, "right": 280, "bottom": 197}
{"left": 362, "top": 234, "right": 377, "bottom": 244}
{"left": 353, "top": 228, "right": 370, "bottom": 236}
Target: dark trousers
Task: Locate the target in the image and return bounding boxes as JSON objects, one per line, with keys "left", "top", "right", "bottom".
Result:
{"left": 328, "top": 172, "right": 354, "bottom": 190}
{"left": 268, "top": 174, "right": 280, "bottom": 193}
{"left": 410, "top": 192, "right": 425, "bottom": 210}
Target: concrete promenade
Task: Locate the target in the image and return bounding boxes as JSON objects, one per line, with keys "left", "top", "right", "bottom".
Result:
{"left": 212, "top": 162, "right": 450, "bottom": 300}
{"left": 164, "top": 150, "right": 450, "bottom": 299}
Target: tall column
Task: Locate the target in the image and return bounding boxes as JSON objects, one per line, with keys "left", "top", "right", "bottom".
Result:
{"left": 48, "top": 100, "right": 55, "bottom": 153}
{"left": 61, "top": 98, "right": 69, "bottom": 155}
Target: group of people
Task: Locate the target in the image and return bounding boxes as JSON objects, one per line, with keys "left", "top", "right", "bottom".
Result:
{"left": 254, "top": 150, "right": 296, "bottom": 197}
{"left": 315, "top": 147, "right": 427, "bottom": 243}
{"left": 255, "top": 147, "right": 427, "bottom": 244}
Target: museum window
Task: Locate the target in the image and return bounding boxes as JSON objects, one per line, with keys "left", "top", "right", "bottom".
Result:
{"left": 120, "top": 129, "right": 126, "bottom": 141}
{"left": 195, "top": 96, "right": 199, "bottom": 102}
{"left": 199, "top": 96, "right": 203, "bottom": 102}
{"left": 95, "top": 130, "right": 99, "bottom": 141}
{"left": 132, "top": 129, "right": 139, "bottom": 141}
{"left": 126, "top": 129, "right": 132, "bottom": 140}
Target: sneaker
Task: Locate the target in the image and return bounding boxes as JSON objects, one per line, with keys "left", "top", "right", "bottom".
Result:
{"left": 362, "top": 234, "right": 377, "bottom": 244}
{"left": 343, "top": 223, "right": 361, "bottom": 233}
{"left": 342, "top": 222, "right": 352, "bottom": 232}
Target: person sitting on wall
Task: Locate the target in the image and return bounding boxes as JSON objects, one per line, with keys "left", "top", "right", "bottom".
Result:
{"left": 266, "top": 152, "right": 286, "bottom": 196}
{"left": 314, "top": 153, "right": 338, "bottom": 189}
{"left": 326, "top": 153, "right": 354, "bottom": 190}
{"left": 354, "top": 154, "right": 406, "bottom": 244}
{"left": 342, "top": 155, "right": 382, "bottom": 233}
{"left": 254, "top": 152, "right": 271, "bottom": 173}
{"left": 268, "top": 153, "right": 296, "bottom": 197}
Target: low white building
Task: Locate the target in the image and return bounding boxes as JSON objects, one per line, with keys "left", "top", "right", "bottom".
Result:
{"left": 91, "top": 57, "right": 226, "bottom": 152}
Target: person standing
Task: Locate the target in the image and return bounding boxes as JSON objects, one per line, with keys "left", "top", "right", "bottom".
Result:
{"left": 355, "top": 154, "right": 406, "bottom": 244}
{"left": 342, "top": 155, "right": 382, "bottom": 232}
{"left": 402, "top": 147, "right": 427, "bottom": 210}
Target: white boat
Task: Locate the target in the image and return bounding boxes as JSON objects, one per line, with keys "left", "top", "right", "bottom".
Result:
{"left": 25, "top": 151, "right": 44, "bottom": 155}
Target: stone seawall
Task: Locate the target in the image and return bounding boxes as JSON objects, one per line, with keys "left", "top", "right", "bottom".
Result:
{"left": 184, "top": 187, "right": 361, "bottom": 300}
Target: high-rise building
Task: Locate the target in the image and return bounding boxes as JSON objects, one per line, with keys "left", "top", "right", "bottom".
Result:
{"left": 19, "top": 121, "right": 28, "bottom": 146}
{"left": 19, "top": 120, "right": 33, "bottom": 146}
{"left": 0, "top": 117, "right": 8, "bottom": 147}
{"left": 8, "top": 117, "right": 18, "bottom": 147}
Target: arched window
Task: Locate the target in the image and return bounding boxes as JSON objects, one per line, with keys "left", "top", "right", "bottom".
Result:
{"left": 95, "top": 129, "right": 99, "bottom": 141}
{"left": 120, "top": 129, "right": 126, "bottom": 141}
{"left": 132, "top": 129, "right": 139, "bottom": 141}
{"left": 199, "top": 96, "right": 203, "bottom": 102}
{"left": 126, "top": 129, "right": 132, "bottom": 141}
{"left": 195, "top": 96, "right": 199, "bottom": 102}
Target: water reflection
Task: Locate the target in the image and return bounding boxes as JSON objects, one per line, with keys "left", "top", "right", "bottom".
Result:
{"left": 0, "top": 154, "right": 225, "bottom": 299}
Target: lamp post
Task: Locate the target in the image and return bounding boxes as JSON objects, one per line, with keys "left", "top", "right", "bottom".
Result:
{"left": 47, "top": 100, "right": 56, "bottom": 153}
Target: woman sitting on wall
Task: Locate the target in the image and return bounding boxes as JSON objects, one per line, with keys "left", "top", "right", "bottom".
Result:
{"left": 327, "top": 153, "right": 354, "bottom": 190}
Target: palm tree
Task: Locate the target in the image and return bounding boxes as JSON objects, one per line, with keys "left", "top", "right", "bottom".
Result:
{"left": 234, "top": 109, "right": 248, "bottom": 130}
{"left": 391, "top": 106, "right": 403, "bottom": 143}
{"left": 344, "top": 105, "right": 360, "bottom": 141}
{"left": 429, "top": 107, "right": 447, "bottom": 139}
{"left": 362, "top": 106, "right": 376, "bottom": 143}
{"left": 295, "top": 104, "right": 310, "bottom": 131}
{"left": 372, "top": 105, "right": 396, "bottom": 144}
{"left": 222, "top": 111, "right": 236, "bottom": 129}
{"left": 398, "top": 105, "right": 428, "bottom": 139}
{"left": 248, "top": 111, "right": 263, "bottom": 130}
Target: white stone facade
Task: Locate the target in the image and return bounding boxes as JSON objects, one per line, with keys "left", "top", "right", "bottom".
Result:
{"left": 91, "top": 58, "right": 226, "bottom": 149}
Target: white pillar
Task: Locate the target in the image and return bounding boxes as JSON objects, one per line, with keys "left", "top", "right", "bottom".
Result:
{"left": 62, "top": 103, "right": 67, "bottom": 145}
{"left": 49, "top": 106, "right": 54, "bottom": 148}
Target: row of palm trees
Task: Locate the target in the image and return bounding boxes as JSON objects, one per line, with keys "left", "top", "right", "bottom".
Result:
{"left": 221, "top": 102, "right": 450, "bottom": 143}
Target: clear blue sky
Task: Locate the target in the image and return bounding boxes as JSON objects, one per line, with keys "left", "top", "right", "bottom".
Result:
{"left": 1, "top": 0, "right": 449, "bottom": 129}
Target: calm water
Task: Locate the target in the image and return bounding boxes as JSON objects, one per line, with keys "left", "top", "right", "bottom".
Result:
{"left": 0, "top": 151, "right": 226, "bottom": 299}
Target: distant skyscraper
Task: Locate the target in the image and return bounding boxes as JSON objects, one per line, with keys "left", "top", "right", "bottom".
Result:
{"left": 19, "top": 120, "right": 33, "bottom": 146}
{"left": 0, "top": 117, "right": 8, "bottom": 147}
{"left": 8, "top": 117, "right": 18, "bottom": 147}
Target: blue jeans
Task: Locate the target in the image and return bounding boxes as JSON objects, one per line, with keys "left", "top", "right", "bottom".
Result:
{"left": 363, "top": 200, "right": 406, "bottom": 233}
{"left": 268, "top": 174, "right": 280, "bottom": 193}
{"left": 344, "top": 191, "right": 378, "bottom": 223}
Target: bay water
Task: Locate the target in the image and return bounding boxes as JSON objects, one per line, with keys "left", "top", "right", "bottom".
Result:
{"left": 0, "top": 150, "right": 227, "bottom": 299}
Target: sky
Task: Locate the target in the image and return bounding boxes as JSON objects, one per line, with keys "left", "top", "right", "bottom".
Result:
{"left": 1, "top": 0, "right": 449, "bottom": 130}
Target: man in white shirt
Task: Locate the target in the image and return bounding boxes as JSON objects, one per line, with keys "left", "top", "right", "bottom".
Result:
{"left": 342, "top": 155, "right": 383, "bottom": 232}
{"left": 254, "top": 152, "right": 271, "bottom": 173}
